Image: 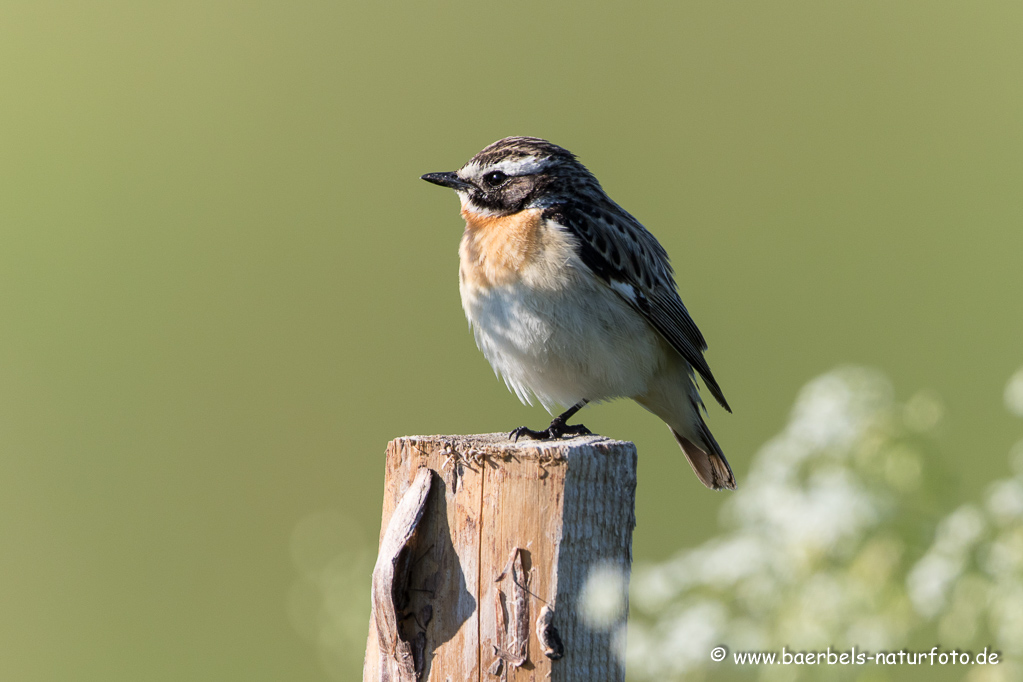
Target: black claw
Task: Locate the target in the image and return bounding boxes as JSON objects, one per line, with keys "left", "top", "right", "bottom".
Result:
{"left": 510, "top": 426, "right": 551, "bottom": 442}
{"left": 509, "top": 419, "right": 592, "bottom": 442}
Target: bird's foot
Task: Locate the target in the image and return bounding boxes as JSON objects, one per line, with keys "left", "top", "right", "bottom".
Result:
{"left": 509, "top": 417, "right": 592, "bottom": 442}
{"left": 547, "top": 417, "right": 592, "bottom": 439}
{"left": 509, "top": 425, "right": 549, "bottom": 441}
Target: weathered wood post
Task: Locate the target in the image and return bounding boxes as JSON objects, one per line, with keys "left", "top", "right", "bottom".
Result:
{"left": 363, "top": 433, "right": 637, "bottom": 682}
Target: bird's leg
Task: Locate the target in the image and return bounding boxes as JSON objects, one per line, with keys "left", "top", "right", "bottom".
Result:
{"left": 510, "top": 400, "right": 592, "bottom": 442}
{"left": 545, "top": 400, "right": 592, "bottom": 437}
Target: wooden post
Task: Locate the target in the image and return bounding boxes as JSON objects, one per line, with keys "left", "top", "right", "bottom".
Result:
{"left": 363, "top": 433, "right": 637, "bottom": 682}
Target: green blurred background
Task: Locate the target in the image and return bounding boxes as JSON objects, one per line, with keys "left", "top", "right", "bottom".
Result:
{"left": 1, "top": 1, "right": 1020, "bottom": 680}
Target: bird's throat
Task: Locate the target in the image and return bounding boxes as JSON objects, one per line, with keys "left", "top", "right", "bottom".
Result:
{"left": 458, "top": 208, "right": 544, "bottom": 289}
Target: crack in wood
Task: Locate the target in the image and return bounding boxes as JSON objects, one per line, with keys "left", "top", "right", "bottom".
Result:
{"left": 488, "top": 548, "right": 529, "bottom": 678}
{"left": 370, "top": 468, "right": 434, "bottom": 682}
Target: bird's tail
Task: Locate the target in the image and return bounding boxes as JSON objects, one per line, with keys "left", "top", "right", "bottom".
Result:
{"left": 634, "top": 359, "right": 736, "bottom": 491}
{"left": 670, "top": 421, "right": 736, "bottom": 491}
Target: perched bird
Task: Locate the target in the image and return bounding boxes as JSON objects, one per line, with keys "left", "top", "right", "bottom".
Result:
{"left": 422, "top": 137, "right": 735, "bottom": 490}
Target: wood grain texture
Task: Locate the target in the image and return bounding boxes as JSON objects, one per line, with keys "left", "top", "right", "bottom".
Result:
{"left": 364, "top": 434, "right": 637, "bottom": 682}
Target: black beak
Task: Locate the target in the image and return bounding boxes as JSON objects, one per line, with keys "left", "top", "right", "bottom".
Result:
{"left": 421, "top": 171, "right": 472, "bottom": 192}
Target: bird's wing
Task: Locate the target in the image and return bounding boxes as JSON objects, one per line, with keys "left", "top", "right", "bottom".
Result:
{"left": 543, "top": 200, "right": 731, "bottom": 412}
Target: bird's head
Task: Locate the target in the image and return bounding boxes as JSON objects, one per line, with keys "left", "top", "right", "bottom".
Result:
{"left": 421, "top": 136, "right": 600, "bottom": 217}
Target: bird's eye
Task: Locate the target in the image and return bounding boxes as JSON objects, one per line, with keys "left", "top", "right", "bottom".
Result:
{"left": 482, "top": 170, "right": 508, "bottom": 187}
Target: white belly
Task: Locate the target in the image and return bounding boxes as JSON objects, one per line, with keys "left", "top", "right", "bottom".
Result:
{"left": 460, "top": 267, "right": 664, "bottom": 413}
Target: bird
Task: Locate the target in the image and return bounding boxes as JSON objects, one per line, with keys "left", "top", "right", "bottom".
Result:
{"left": 421, "top": 137, "right": 735, "bottom": 490}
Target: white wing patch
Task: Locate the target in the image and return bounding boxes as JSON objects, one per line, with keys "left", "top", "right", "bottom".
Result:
{"left": 610, "top": 279, "right": 638, "bottom": 304}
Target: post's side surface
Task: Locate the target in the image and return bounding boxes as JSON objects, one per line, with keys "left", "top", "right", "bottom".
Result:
{"left": 547, "top": 438, "right": 637, "bottom": 682}
{"left": 363, "top": 434, "right": 637, "bottom": 682}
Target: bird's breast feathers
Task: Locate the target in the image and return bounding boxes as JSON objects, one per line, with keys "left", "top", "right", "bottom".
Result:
{"left": 457, "top": 207, "right": 573, "bottom": 290}
{"left": 457, "top": 207, "right": 662, "bottom": 410}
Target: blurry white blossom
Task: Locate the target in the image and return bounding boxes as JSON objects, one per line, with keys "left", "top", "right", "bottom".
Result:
{"left": 904, "top": 389, "right": 945, "bottom": 433}
{"left": 287, "top": 510, "right": 373, "bottom": 680}
{"left": 628, "top": 366, "right": 1023, "bottom": 681}
{"left": 907, "top": 504, "right": 986, "bottom": 618}
{"left": 581, "top": 561, "right": 629, "bottom": 629}
{"left": 1005, "top": 368, "right": 1023, "bottom": 417}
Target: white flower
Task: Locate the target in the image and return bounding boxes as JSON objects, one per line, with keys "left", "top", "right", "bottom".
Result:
{"left": 1005, "top": 367, "right": 1023, "bottom": 417}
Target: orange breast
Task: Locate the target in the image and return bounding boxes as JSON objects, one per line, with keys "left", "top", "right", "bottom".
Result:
{"left": 458, "top": 207, "right": 544, "bottom": 289}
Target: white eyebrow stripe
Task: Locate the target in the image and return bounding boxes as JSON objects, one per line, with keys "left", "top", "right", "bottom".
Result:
{"left": 491, "top": 155, "right": 550, "bottom": 175}
{"left": 460, "top": 155, "right": 551, "bottom": 180}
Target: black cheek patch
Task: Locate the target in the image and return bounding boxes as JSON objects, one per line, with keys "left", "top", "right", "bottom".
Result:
{"left": 498, "top": 176, "right": 537, "bottom": 213}
{"left": 471, "top": 190, "right": 502, "bottom": 212}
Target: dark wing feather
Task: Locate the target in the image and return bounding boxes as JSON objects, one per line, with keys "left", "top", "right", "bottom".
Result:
{"left": 543, "top": 200, "right": 731, "bottom": 412}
